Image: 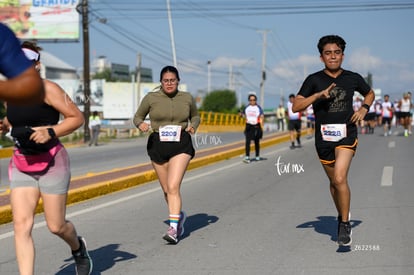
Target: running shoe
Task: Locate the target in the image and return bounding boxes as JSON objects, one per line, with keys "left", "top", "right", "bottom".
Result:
{"left": 255, "top": 156, "right": 261, "bottom": 161}
{"left": 289, "top": 144, "right": 295, "bottom": 150}
{"left": 177, "top": 211, "right": 187, "bottom": 237}
{"left": 72, "top": 236, "right": 93, "bottom": 275}
{"left": 243, "top": 157, "right": 250, "bottom": 163}
{"left": 163, "top": 226, "right": 178, "bottom": 244}
{"left": 337, "top": 221, "right": 352, "bottom": 246}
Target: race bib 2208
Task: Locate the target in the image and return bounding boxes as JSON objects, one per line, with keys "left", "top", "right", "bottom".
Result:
{"left": 321, "top": 124, "right": 347, "bottom": 142}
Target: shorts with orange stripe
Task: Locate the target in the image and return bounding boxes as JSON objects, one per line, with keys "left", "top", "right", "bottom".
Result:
{"left": 316, "top": 137, "right": 358, "bottom": 165}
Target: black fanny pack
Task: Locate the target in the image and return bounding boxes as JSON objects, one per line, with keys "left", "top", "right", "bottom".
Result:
{"left": 11, "top": 126, "right": 57, "bottom": 155}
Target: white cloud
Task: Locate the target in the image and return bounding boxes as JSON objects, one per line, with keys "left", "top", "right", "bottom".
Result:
{"left": 347, "top": 47, "right": 382, "bottom": 72}
{"left": 399, "top": 69, "right": 414, "bottom": 82}
{"left": 211, "top": 56, "right": 256, "bottom": 69}
{"left": 270, "top": 54, "right": 319, "bottom": 86}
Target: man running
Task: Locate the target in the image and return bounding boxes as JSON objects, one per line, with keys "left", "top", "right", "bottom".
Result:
{"left": 292, "top": 35, "right": 375, "bottom": 246}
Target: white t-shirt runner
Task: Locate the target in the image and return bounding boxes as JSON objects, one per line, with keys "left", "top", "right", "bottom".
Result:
{"left": 244, "top": 105, "right": 264, "bottom": 125}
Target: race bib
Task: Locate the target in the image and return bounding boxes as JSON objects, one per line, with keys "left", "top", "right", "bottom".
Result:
{"left": 159, "top": 125, "right": 182, "bottom": 142}
{"left": 321, "top": 124, "right": 347, "bottom": 142}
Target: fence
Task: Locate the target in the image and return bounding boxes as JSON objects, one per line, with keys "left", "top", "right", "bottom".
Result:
{"left": 82, "top": 112, "right": 247, "bottom": 141}
{"left": 199, "top": 111, "right": 245, "bottom": 126}
{"left": 198, "top": 111, "right": 245, "bottom": 132}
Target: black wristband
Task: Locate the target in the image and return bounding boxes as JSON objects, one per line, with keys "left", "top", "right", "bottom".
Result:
{"left": 362, "top": 104, "right": 370, "bottom": 111}
{"left": 47, "top": 128, "right": 56, "bottom": 138}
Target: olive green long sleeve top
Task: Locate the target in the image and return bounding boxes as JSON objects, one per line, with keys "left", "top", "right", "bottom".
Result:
{"left": 133, "top": 89, "right": 200, "bottom": 132}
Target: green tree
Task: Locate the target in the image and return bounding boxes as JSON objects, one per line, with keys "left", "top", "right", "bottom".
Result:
{"left": 92, "top": 68, "right": 113, "bottom": 81}
{"left": 201, "top": 89, "right": 237, "bottom": 113}
{"left": 92, "top": 68, "right": 131, "bottom": 82}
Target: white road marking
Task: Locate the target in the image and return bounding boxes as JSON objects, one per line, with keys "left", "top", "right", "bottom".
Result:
{"left": 388, "top": 141, "right": 396, "bottom": 148}
{"left": 381, "top": 166, "right": 393, "bottom": 186}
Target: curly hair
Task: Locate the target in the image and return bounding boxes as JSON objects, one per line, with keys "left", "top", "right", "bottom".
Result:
{"left": 317, "top": 35, "right": 346, "bottom": 54}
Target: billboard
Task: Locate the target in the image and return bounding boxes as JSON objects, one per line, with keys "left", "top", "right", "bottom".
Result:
{"left": 103, "top": 82, "right": 188, "bottom": 119}
{"left": 0, "top": 0, "right": 80, "bottom": 40}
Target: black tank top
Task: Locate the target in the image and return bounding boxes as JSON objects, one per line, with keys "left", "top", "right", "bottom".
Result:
{"left": 7, "top": 102, "right": 60, "bottom": 127}
{"left": 7, "top": 102, "right": 60, "bottom": 154}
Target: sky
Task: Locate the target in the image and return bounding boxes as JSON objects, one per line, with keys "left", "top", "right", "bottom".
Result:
{"left": 40, "top": 0, "right": 414, "bottom": 109}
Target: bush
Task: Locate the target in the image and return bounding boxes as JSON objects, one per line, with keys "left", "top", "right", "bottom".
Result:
{"left": 201, "top": 90, "right": 237, "bottom": 113}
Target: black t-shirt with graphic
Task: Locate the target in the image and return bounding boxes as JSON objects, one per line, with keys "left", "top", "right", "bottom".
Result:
{"left": 298, "top": 70, "right": 371, "bottom": 143}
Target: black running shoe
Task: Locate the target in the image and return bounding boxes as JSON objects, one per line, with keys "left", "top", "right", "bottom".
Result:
{"left": 72, "top": 237, "right": 93, "bottom": 275}
{"left": 337, "top": 221, "right": 352, "bottom": 246}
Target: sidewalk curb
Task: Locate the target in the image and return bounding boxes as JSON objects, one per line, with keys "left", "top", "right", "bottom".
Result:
{"left": 0, "top": 133, "right": 291, "bottom": 225}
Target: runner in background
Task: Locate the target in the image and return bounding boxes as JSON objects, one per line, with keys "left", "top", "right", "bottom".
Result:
{"left": 306, "top": 104, "right": 315, "bottom": 139}
{"left": 275, "top": 103, "right": 286, "bottom": 131}
{"left": 353, "top": 96, "right": 364, "bottom": 133}
{"left": 407, "top": 91, "right": 413, "bottom": 135}
{"left": 287, "top": 94, "right": 302, "bottom": 149}
{"left": 394, "top": 99, "right": 401, "bottom": 128}
{"left": 375, "top": 99, "right": 383, "bottom": 128}
{"left": 364, "top": 102, "right": 377, "bottom": 134}
{"left": 381, "top": 94, "right": 394, "bottom": 136}
{"left": 241, "top": 93, "right": 264, "bottom": 163}
{"left": 398, "top": 92, "right": 412, "bottom": 137}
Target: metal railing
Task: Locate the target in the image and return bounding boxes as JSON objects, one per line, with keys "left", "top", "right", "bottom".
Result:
{"left": 199, "top": 111, "right": 245, "bottom": 126}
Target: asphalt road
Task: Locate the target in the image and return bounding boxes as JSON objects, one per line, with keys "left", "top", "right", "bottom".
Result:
{"left": 0, "top": 131, "right": 245, "bottom": 192}
{"left": 0, "top": 129, "right": 413, "bottom": 274}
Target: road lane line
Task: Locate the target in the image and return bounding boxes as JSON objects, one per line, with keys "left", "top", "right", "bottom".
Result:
{"left": 381, "top": 166, "right": 393, "bottom": 186}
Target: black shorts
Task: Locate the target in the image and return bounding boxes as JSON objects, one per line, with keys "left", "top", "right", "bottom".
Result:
{"left": 147, "top": 131, "right": 195, "bottom": 163}
{"left": 364, "top": 112, "right": 376, "bottom": 121}
{"left": 395, "top": 112, "right": 401, "bottom": 120}
{"left": 382, "top": 117, "right": 392, "bottom": 125}
{"left": 316, "top": 136, "right": 358, "bottom": 165}
{"left": 288, "top": 119, "right": 301, "bottom": 131}
{"left": 399, "top": 112, "right": 411, "bottom": 119}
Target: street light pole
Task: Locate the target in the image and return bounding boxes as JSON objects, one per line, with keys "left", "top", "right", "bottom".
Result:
{"left": 166, "top": 0, "right": 177, "bottom": 67}
{"left": 258, "top": 30, "right": 268, "bottom": 108}
{"left": 207, "top": 60, "right": 211, "bottom": 94}
{"left": 81, "top": 0, "right": 91, "bottom": 142}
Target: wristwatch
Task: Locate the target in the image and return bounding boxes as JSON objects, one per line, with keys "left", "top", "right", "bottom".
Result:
{"left": 47, "top": 128, "right": 56, "bottom": 138}
{"left": 362, "top": 104, "right": 370, "bottom": 111}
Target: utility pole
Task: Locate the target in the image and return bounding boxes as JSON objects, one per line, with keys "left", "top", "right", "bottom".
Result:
{"left": 79, "top": 0, "right": 91, "bottom": 143}
{"left": 166, "top": 0, "right": 177, "bottom": 67}
{"left": 136, "top": 53, "right": 142, "bottom": 105}
{"left": 228, "top": 64, "right": 234, "bottom": 91}
{"left": 258, "top": 30, "right": 269, "bottom": 108}
{"left": 207, "top": 60, "right": 211, "bottom": 94}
